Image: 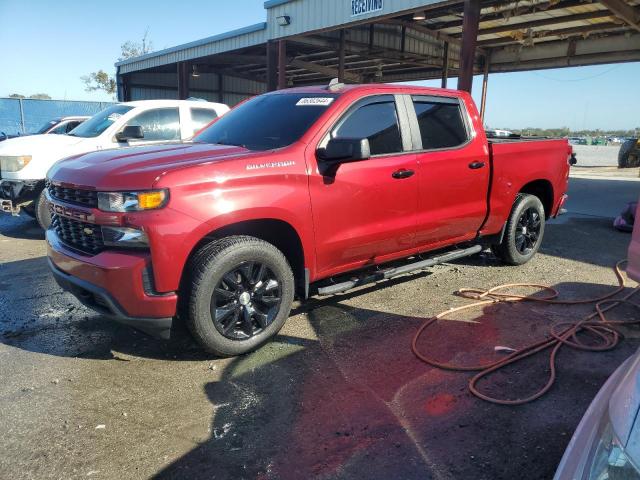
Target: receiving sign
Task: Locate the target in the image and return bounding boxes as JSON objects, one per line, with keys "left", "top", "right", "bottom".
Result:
{"left": 351, "top": 0, "right": 383, "bottom": 17}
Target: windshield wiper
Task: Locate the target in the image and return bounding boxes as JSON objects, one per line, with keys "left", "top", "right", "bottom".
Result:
{"left": 215, "top": 140, "right": 248, "bottom": 149}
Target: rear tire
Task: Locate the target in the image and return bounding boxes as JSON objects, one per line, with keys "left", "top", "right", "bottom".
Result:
{"left": 34, "top": 189, "right": 51, "bottom": 230}
{"left": 184, "top": 235, "right": 295, "bottom": 356}
{"left": 493, "top": 194, "right": 545, "bottom": 266}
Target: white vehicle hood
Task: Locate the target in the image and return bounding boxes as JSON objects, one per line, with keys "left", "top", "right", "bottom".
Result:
{"left": 0, "top": 133, "right": 86, "bottom": 156}
{"left": 611, "top": 350, "right": 640, "bottom": 462}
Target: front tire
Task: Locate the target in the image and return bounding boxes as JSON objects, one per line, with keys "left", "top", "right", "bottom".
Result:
{"left": 34, "top": 189, "right": 51, "bottom": 229}
{"left": 184, "top": 235, "right": 295, "bottom": 356}
{"left": 493, "top": 193, "right": 545, "bottom": 265}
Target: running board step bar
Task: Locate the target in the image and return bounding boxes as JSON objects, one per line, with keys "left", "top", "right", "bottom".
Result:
{"left": 316, "top": 244, "right": 483, "bottom": 296}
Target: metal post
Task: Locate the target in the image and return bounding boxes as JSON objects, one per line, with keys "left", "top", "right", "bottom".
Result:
{"left": 177, "top": 62, "right": 189, "bottom": 100}
{"left": 480, "top": 52, "right": 490, "bottom": 122}
{"left": 266, "top": 41, "right": 278, "bottom": 92}
{"left": 18, "top": 98, "right": 25, "bottom": 134}
{"left": 441, "top": 42, "right": 449, "bottom": 88}
{"left": 338, "top": 30, "right": 346, "bottom": 82}
{"left": 458, "top": 0, "right": 481, "bottom": 93}
{"left": 217, "top": 73, "right": 224, "bottom": 103}
{"left": 278, "top": 40, "right": 287, "bottom": 90}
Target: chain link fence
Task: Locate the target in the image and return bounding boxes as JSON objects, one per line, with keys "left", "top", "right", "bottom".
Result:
{"left": 0, "top": 98, "right": 113, "bottom": 136}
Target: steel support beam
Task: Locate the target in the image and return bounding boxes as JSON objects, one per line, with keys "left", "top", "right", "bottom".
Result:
{"left": 290, "top": 58, "right": 362, "bottom": 83}
{"left": 441, "top": 42, "right": 449, "bottom": 88}
{"left": 217, "top": 73, "right": 224, "bottom": 103}
{"left": 177, "top": 62, "right": 189, "bottom": 100}
{"left": 480, "top": 52, "right": 490, "bottom": 121}
{"left": 278, "top": 40, "right": 287, "bottom": 89}
{"left": 599, "top": 0, "right": 640, "bottom": 32}
{"left": 458, "top": 0, "right": 481, "bottom": 92}
{"left": 338, "top": 30, "right": 346, "bottom": 82}
{"left": 453, "top": 9, "right": 618, "bottom": 37}
{"left": 266, "top": 41, "right": 278, "bottom": 92}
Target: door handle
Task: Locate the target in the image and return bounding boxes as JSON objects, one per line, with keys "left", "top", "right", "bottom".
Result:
{"left": 468, "top": 161, "right": 486, "bottom": 169}
{"left": 392, "top": 169, "right": 415, "bottom": 179}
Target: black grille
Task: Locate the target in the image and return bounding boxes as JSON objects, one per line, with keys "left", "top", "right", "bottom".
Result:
{"left": 47, "top": 182, "right": 98, "bottom": 208}
{"left": 51, "top": 214, "right": 104, "bottom": 255}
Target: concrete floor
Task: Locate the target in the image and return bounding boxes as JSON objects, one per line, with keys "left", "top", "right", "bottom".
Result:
{"left": 1, "top": 175, "right": 640, "bottom": 480}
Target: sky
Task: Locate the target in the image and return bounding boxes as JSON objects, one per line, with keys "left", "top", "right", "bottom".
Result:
{"left": 1, "top": 0, "right": 638, "bottom": 131}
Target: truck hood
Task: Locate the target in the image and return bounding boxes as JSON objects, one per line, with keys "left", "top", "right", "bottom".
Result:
{"left": 48, "top": 142, "right": 258, "bottom": 190}
{"left": 0, "top": 133, "right": 85, "bottom": 156}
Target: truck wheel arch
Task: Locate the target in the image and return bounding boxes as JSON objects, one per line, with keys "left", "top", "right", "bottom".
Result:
{"left": 182, "top": 219, "right": 307, "bottom": 298}
{"left": 519, "top": 179, "right": 554, "bottom": 218}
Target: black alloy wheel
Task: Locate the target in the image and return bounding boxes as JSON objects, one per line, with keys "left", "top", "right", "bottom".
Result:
{"left": 211, "top": 261, "right": 282, "bottom": 340}
{"left": 514, "top": 207, "right": 542, "bottom": 255}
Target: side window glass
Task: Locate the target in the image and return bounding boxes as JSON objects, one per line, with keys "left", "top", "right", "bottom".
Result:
{"left": 191, "top": 108, "right": 218, "bottom": 135}
{"left": 333, "top": 100, "right": 403, "bottom": 156}
{"left": 412, "top": 100, "right": 468, "bottom": 149}
{"left": 124, "top": 108, "right": 180, "bottom": 141}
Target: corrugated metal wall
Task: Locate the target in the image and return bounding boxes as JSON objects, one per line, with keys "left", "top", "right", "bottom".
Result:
{"left": 266, "top": 0, "right": 442, "bottom": 39}
{"left": 128, "top": 72, "right": 265, "bottom": 106}
{"left": 118, "top": 23, "right": 268, "bottom": 74}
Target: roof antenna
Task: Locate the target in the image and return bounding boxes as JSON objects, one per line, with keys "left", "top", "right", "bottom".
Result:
{"left": 327, "top": 78, "right": 345, "bottom": 91}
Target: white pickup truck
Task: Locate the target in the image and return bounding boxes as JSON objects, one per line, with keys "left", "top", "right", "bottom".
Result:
{"left": 0, "top": 99, "right": 229, "bottom": 228}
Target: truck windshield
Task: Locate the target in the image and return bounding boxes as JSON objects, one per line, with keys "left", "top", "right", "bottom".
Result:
{"left": 195, "top": 93, "right": 338, "bottom": 150}
{"left": 68, "top": 105, "right": 134, "bottom": 138}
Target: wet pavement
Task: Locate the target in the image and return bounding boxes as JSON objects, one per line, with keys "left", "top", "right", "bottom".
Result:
{"left": 1, "top": 175, "right": 640, "bottom": 479}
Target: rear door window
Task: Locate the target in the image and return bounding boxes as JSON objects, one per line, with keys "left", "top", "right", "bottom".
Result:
{"left": 411, "top": 98, "right": 468, "bottom": 149}
{"left": 190, "top": 108, "right": 218, "bottom": 136}
{"left": 332, "top": 99, "right": 403, "bottom": 156}
{"left": 124, "top": 108, "right": 180, "bottom": 141}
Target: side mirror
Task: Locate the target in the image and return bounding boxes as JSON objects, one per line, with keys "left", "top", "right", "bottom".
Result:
{"left": 317, "top": 137, "right": 371, "bottom": 163}
{"left": 116, "top": 125, "right": 144, "bottom": 142}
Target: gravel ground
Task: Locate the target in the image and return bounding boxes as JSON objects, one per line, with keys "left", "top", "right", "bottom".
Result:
{"left": 572, "top": 144, "right": 620, "bottom": 167}
{"left": 1, "top": 175, "right": 639, "bottom": 480}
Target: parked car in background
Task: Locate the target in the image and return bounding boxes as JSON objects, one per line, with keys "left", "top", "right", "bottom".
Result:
{"left": 618, "top": 138, "right": 640, "bottom": 168}
{"left": 0, "top": 116, "right": 89, "bottom": 142}
{"left": 34, "top": 116, "right": 90, "bottom": 135}
{"left": 0, "top": 99, "right": 229, "bottom": 228}
{"left": 568, "top": 137, "right": 587, "bottom": 145}
{"left": 45, "top": 83, "right": 573, "bottom": 356}
{"left": 485, "top": 128, "right": 515, "bottom": 138}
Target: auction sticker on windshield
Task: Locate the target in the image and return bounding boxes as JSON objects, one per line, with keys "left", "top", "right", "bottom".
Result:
{"left": 296, "top": 98, "right": 334, "bottom": 106}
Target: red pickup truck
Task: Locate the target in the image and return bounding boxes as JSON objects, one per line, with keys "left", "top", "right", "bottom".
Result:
{"left": 45, "top": 84, "right": 572, "bottom": 356}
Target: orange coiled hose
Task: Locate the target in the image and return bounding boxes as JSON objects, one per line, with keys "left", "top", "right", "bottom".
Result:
{"left": 411, "top": 260, "right": 640, "bottom": 405}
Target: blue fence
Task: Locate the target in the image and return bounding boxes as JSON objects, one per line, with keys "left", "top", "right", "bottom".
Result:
{"left": 0, "top": 98, "right": 113, "bottom": 136}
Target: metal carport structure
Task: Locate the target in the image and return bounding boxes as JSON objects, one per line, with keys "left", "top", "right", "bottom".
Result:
{"left": 115, "top": 0, "right": 640, "bottom": 118}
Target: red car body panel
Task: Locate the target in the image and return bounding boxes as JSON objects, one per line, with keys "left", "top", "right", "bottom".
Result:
{"left": 46, "top": 84, "right": 570, "bottom": 323}
{"left": 46, "top": 229, "right": 177, "bottom": 318}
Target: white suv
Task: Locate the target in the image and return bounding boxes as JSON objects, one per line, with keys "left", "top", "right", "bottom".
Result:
{"left": 0, "top": 99, "right": 229, "bottom": 228}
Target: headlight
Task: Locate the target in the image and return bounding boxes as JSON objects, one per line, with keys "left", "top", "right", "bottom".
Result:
{"left": 0, "top": 155, "right": 32, "bottom": 172}
{"left": 97, "top": 190, "right": 168, "bottom": 212}
{"left": 587, "top": 422, "right": 640, "bottom": 479}
{"left": 101, "top": 226, "right": 148, "bottom": 248}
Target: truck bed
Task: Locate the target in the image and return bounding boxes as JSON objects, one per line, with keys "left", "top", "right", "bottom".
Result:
{"left": 480, "top": 137, "right": 571, "bottom": 236}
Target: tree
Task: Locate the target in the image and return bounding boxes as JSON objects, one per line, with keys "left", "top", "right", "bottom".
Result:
{"left": 29, "top": 93, "right": 51, "bottom": 100}
{"left": 82, "top": 30, "right": 153, "bottom": 98}
{"left": 8, "top": 93, "right": 25, "bottom": 98}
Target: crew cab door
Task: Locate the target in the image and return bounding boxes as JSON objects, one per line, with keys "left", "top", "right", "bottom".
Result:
{"left": 407, "top": 95, "right": 490, "bottom": 249}
{"left": 308, "top": 94, "right": 418, "bottom": 278}
{"left": 116, "top": 107, "right": 182, "bottom": 146}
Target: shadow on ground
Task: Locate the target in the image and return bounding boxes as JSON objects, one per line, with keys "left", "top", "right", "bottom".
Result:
{"left": 153, "top": 284, "right": 640, "bottom": 480}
